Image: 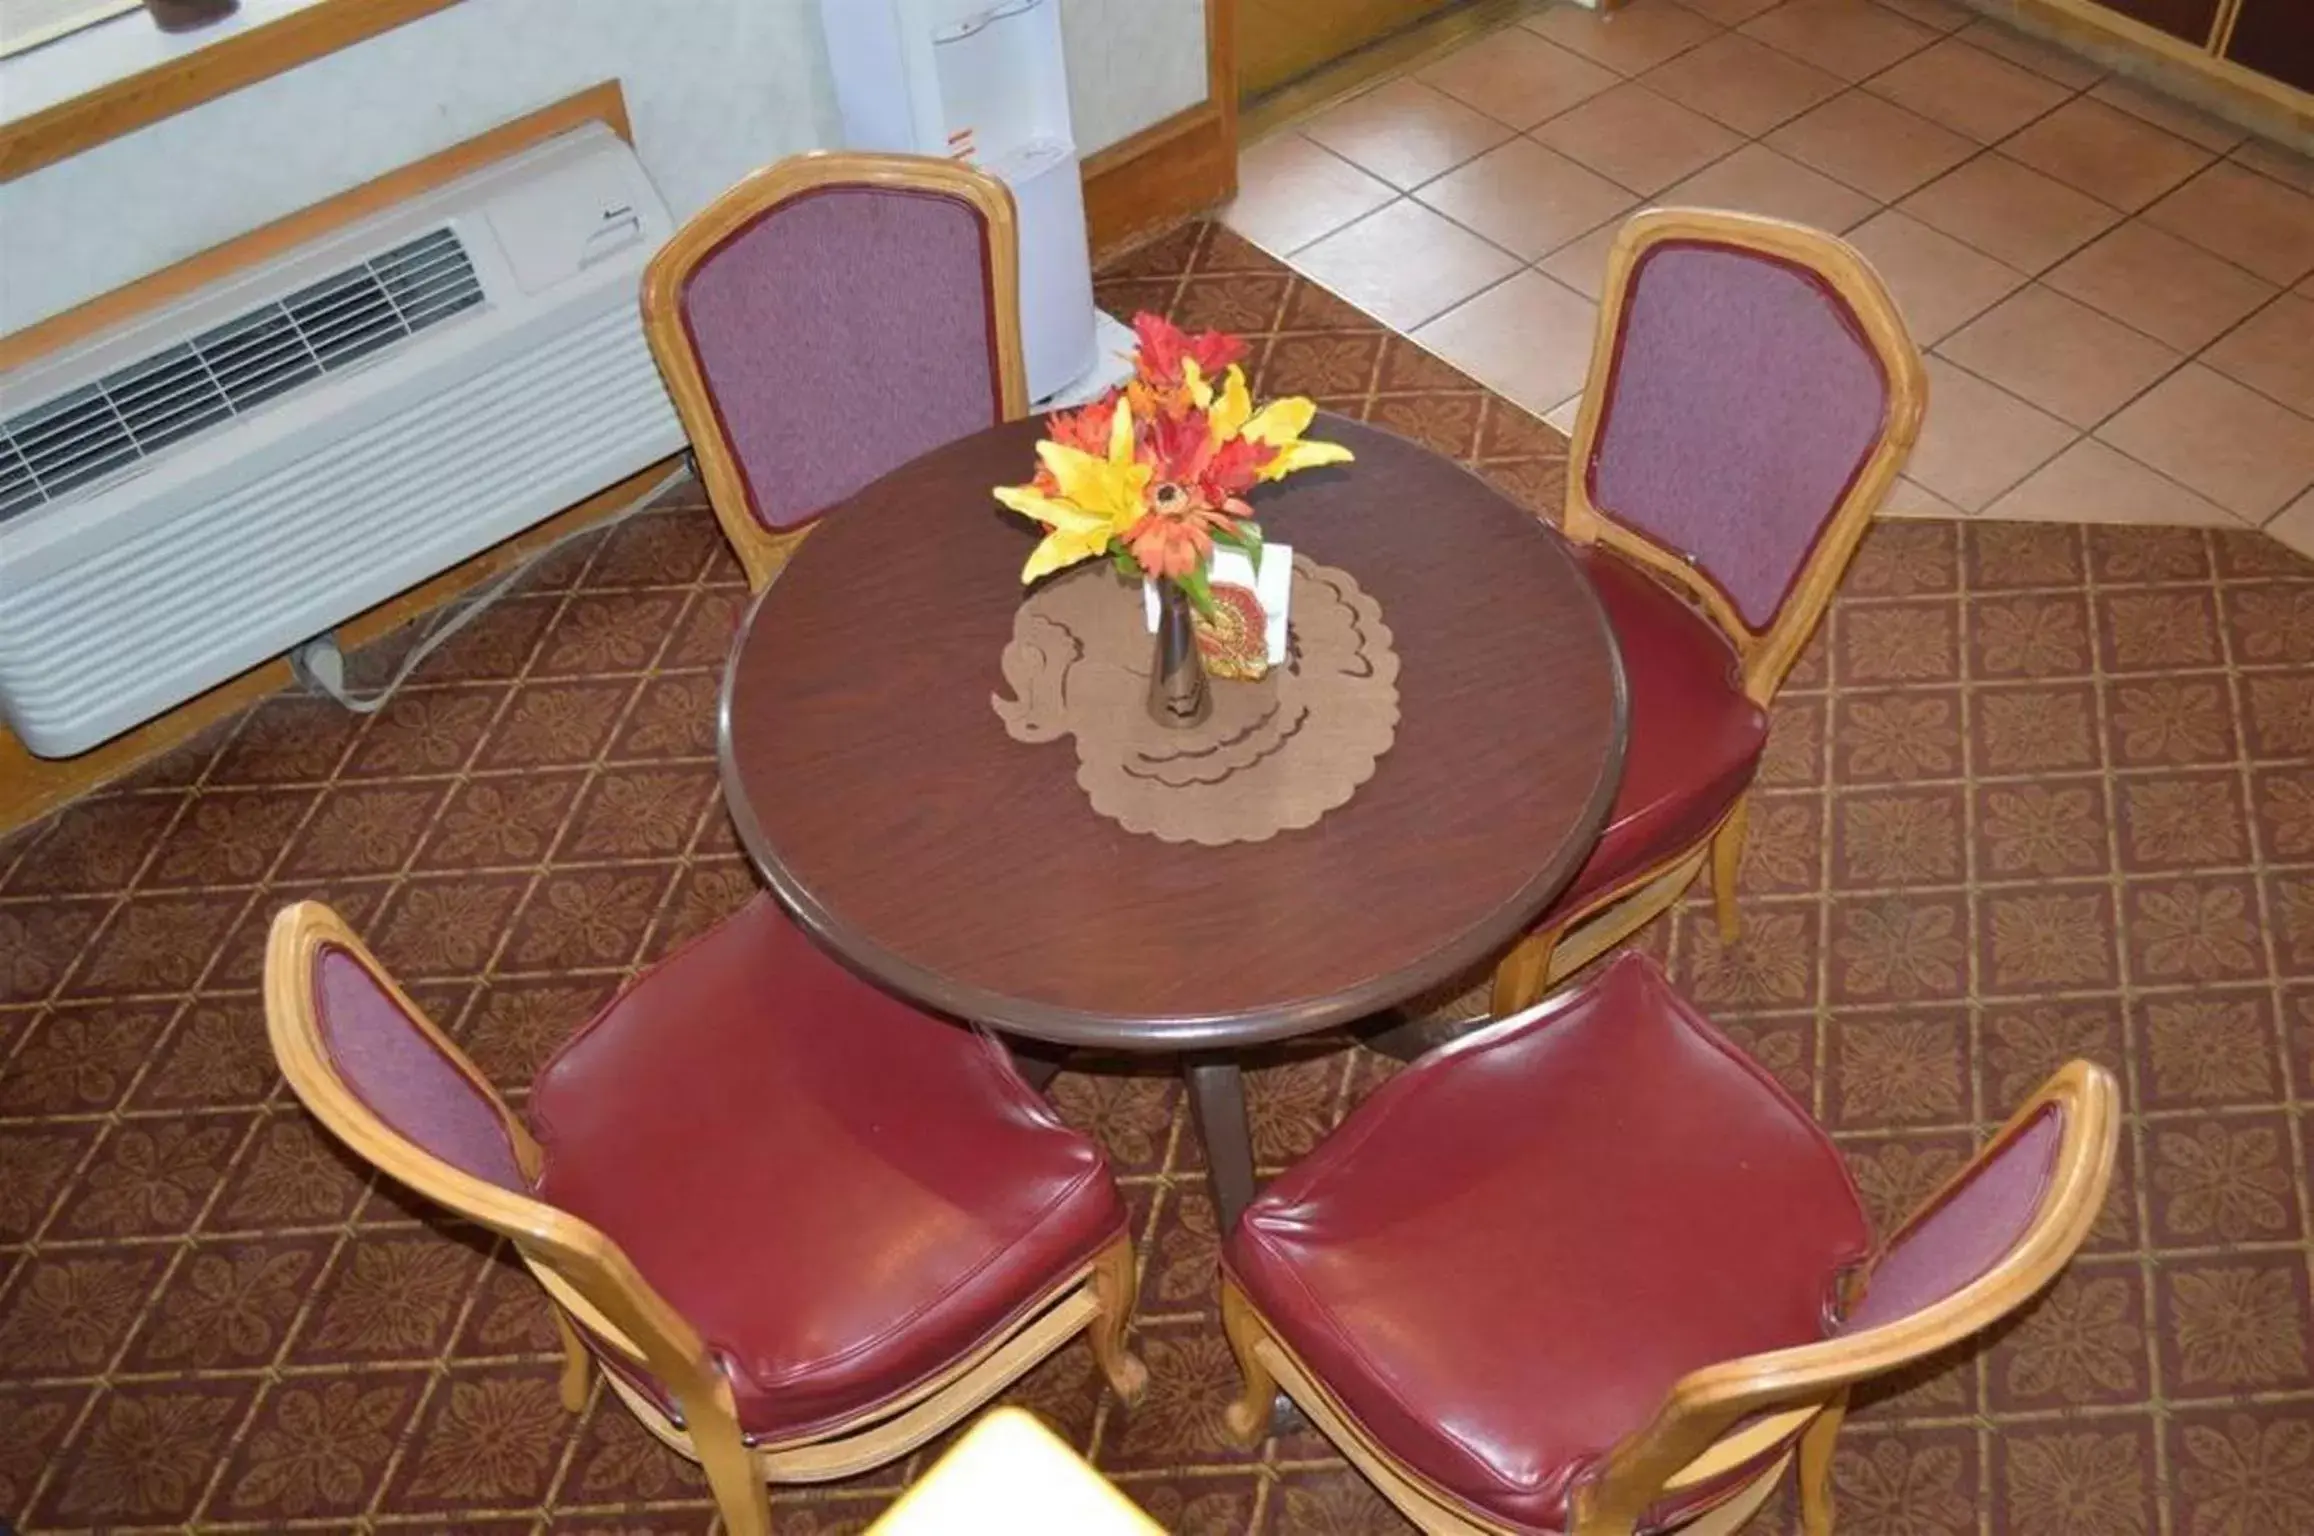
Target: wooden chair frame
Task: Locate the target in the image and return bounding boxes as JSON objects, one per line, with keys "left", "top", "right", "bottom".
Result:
{"left": 1492, "top": 208, "right": 1929, "bottom": 1017}
{"left": 265, "top": 901, "right": 1142, "bottom": 1536}
{"left": 640, "top": 151, "right": 1031, "bottom": 591}
{"left": 1218, "top": 1059, "right": 2116, "bottom": 1536}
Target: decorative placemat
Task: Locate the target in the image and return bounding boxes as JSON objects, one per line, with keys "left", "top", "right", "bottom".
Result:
{"left": 993, "top": 556, "right": 1400, "bottom": 845}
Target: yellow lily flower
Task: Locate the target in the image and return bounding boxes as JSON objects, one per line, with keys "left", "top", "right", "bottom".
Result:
{"left": 1206, "top": 365, "right": 1254, "bottom": 445}
{"left": 1242, "top": 395, "right": 1355, "bottom": 482}
{"left": 1181, "top": 356, "right": 1213, "bottom": 411}
{"left": 994, "top": 487, "right": 1115, "bottom": 583}
{"left": 995, "top": 397, "right": 1152, "bottom": 583}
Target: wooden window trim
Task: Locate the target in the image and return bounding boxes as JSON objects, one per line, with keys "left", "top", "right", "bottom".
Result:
{"left": 0, "top": 0, "right": 460, "bottom": 183}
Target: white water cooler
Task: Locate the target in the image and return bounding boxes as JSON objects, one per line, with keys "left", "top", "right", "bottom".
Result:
{"left": 820, "top": 0, "right": 1132, "bottom": 407}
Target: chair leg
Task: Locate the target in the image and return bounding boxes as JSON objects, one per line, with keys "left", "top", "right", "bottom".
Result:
{"left": 1218, "top": 1280, "right": 1280, "bottom": 1449}
{"left": 691, "top": 1377, "right": 773, "bottom": 1536}
{"left": 1799, "top": 1390, "right": 1847, "bottom": 1536}
{"left": 1711, "top": 796, "right": 1750, "bottom": 947}
{"left": 1490, "top": 926, "right": 1561, "bottom": 1018}
{"left": 551, "top": 1308, "right": 594, "bottom": 1413}
{"left": 1087, "top": 1235, "right": 1149, "bottom": 1405}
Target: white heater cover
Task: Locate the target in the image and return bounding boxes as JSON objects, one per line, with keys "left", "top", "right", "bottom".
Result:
{"left": 0, "top": 124, "right": 684, "bottom": 758}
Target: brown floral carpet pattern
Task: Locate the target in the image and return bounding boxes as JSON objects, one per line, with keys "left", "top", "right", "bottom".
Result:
{"left": 1, "top": 220, "right": 2311, "bottom": 1533}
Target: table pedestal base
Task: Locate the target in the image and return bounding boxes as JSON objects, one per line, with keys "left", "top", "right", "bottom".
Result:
{"left": 1004, "top": 1043, "right": 1265, "bottom": 1233}
{"left": 1005, "top": 1034, "right": 1071, "bottom": 1092}
{"left": 1362, "top": 1008, "right": 1485, "bottom": 1062}
{"left": 1183, "top": 1056, "right": 1258, "bottom": 1232}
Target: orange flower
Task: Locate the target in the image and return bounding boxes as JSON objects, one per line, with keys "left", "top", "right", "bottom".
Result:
{"left": 1122, "top": 411, "right": 1259, "bottom": 578}
{"left": 1125, "top": 492, "right": 1233, "bottom": 578}
{"left": 1032, "top": 397, "right": 1118, "bottom": 495}
{"left": 1047, "top": 397, "right": 1117, "bottom": 453}
{"left": 993, "top": 318, "right": 1351, "bottom": 591}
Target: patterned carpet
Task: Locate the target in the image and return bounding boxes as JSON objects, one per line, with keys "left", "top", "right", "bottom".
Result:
{"left": 2, "top": 220, "right": 2312, "bottom": 1534}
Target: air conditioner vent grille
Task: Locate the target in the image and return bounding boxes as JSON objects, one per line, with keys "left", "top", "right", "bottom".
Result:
{"left": 0, "top": 226, "right": 483, "bottom": 526}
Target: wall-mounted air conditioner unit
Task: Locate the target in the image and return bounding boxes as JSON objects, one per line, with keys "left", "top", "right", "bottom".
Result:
{"left": 0, "top": 122, "right": 683, "bottom": 758}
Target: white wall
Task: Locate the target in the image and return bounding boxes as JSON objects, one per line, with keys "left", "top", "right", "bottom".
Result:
{"left": 0, "top": 0, "right": 1210, "bottom": 337}
{"left": 1058, "top": 0, "right": 1208, "bottom": 154}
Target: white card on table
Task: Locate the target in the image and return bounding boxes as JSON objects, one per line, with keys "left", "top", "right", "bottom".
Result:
{"left": 1142, "top": 542, "right": 1292, "bottom": 665}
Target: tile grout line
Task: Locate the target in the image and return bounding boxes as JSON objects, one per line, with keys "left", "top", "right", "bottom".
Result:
{"left": 2085, "top": 529, "right": 2178, "bottom": 1531}
{"left": 1242, "top": 0, "right": 2314, "bottom": 537}
{"left": 2206, "top": 532, "right": 2314, "bottom": 1400}
{"left": 1918, "top": 349, "right": 2264, "bottom": 531}
{"left": 343, "top": 518, "right": 620, "bottom": 1532}
{"left": 15, "top": 193, "right": 2314, "bottom": 1529}
{"left": 4, "top": 674, "right": 358, "bottom": 1523}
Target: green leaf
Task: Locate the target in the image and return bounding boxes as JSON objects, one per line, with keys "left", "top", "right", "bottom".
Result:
{"left": 1235, "top": 520, "right": 1264, "bottom": 572}
{"left": 1176, "top": 564, "right": 1217, "bottom": 619}
{"left": 1212, "top": 520, "right": 1263, "bottom": 574}
{"left": 1110, "top": 545, "right": 1140, "bottom": 578}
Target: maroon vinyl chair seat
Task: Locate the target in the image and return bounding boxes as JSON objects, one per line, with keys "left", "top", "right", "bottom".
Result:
{"left": 1223, "top": 953, "right": 1868, "bottom": 1531}
{"left": 528, "top": 894, "right": 1127, "bottom": 1441}
{"left": 1551, "top": 549, "right": 1769, "bottom": 917}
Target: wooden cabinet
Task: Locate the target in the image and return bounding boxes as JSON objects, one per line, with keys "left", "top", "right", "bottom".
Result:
{"left": 2226, "top": 0, "right": 2314, "bottom": 93}
{"left": 2097, "top": 0, "right": 2221, "bottom": 46}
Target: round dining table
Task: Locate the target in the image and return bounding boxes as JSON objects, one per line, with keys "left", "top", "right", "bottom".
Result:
{"left": 718, "top": 414, "right": 1627, "bottom": 1229}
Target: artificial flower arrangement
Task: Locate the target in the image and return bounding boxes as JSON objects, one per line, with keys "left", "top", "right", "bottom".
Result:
{"left": 993, "top": 315, "right": 1354, "bottom": 702}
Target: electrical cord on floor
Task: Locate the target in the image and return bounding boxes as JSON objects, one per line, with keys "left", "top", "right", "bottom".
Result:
{"left": 289, "top": 462, "right": 692, "bottom": 714}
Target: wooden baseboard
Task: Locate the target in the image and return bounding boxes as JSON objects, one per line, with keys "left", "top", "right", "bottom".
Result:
{"left": 0, "top": 455, "right": 680, "bottom": 838}
{"left": 1081, "top": 100, "right": 1238, "bottom": 262}
{"left": 1963, "top": 0, "right": 2312, "bottom": 146}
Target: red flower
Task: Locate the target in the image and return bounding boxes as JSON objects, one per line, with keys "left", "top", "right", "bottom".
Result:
{"left": 1140, "top": 409, "right": 1216, "bottom": 486}
{"left": 1204, "top": 434, "right": 1274, "bottom": 500}
{"left": 1046, "top": 397, "right": 1118, "bottom": 452}
{"left": 1141, "top": 410, "right": 1273, "bottom": 507}
{"left": 1130, "top": 313, "right": 1248, "bottom": 394}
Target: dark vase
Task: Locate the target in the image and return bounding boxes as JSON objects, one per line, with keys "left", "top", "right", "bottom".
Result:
{"left": 145, "top": 0, "right": 238, "bottom": 33}
{"left": 1147, "top": 579, "right": 1211, "bottom": 729}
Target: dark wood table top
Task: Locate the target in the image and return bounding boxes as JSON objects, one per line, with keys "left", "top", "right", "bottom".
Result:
{"left": 719, "top": 414, "right": 1627, "bottom": 1050}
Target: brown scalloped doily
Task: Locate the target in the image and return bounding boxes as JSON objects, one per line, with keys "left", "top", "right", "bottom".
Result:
{"left": 992, "top": 557, "right": 1400, "bottom": 845}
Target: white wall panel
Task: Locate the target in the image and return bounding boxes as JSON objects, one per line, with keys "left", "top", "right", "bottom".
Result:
{"left": 1058, "top": 0, "right": 1209, "bottom": 152}
{"left": 0, "top": 0, "right": 1211, "bottom": 337}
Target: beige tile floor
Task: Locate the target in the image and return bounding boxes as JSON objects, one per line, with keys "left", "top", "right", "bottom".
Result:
{"left": 1222, "top": 0, "right": 2314, "bottom": 557}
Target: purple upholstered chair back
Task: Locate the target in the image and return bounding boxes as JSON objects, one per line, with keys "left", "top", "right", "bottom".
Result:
{"left": 1843, "top": 1108, "right": 2064, "bottom": 1331}
{"left": 311, "top": 945, "right": 527, "bottom": 1191}
{"left": 676, "top": 183, "right": 1006, "bottom": 533}
{"left": 1588, "top": 240, "right": 1892, "bottom": 632}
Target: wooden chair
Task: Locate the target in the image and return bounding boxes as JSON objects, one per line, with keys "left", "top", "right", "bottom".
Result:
{"left": 265, "top": 894, "right": 1142, "bottom": 1536}
{"left": 1221, "top": 953, "right": 2117, "bottom": 1535}
{"left": 641, "top": 151, "right": 1029, "bottom": 590}
{"left": 1488, "top": 208, "right": 1928, "bottom": 1019}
